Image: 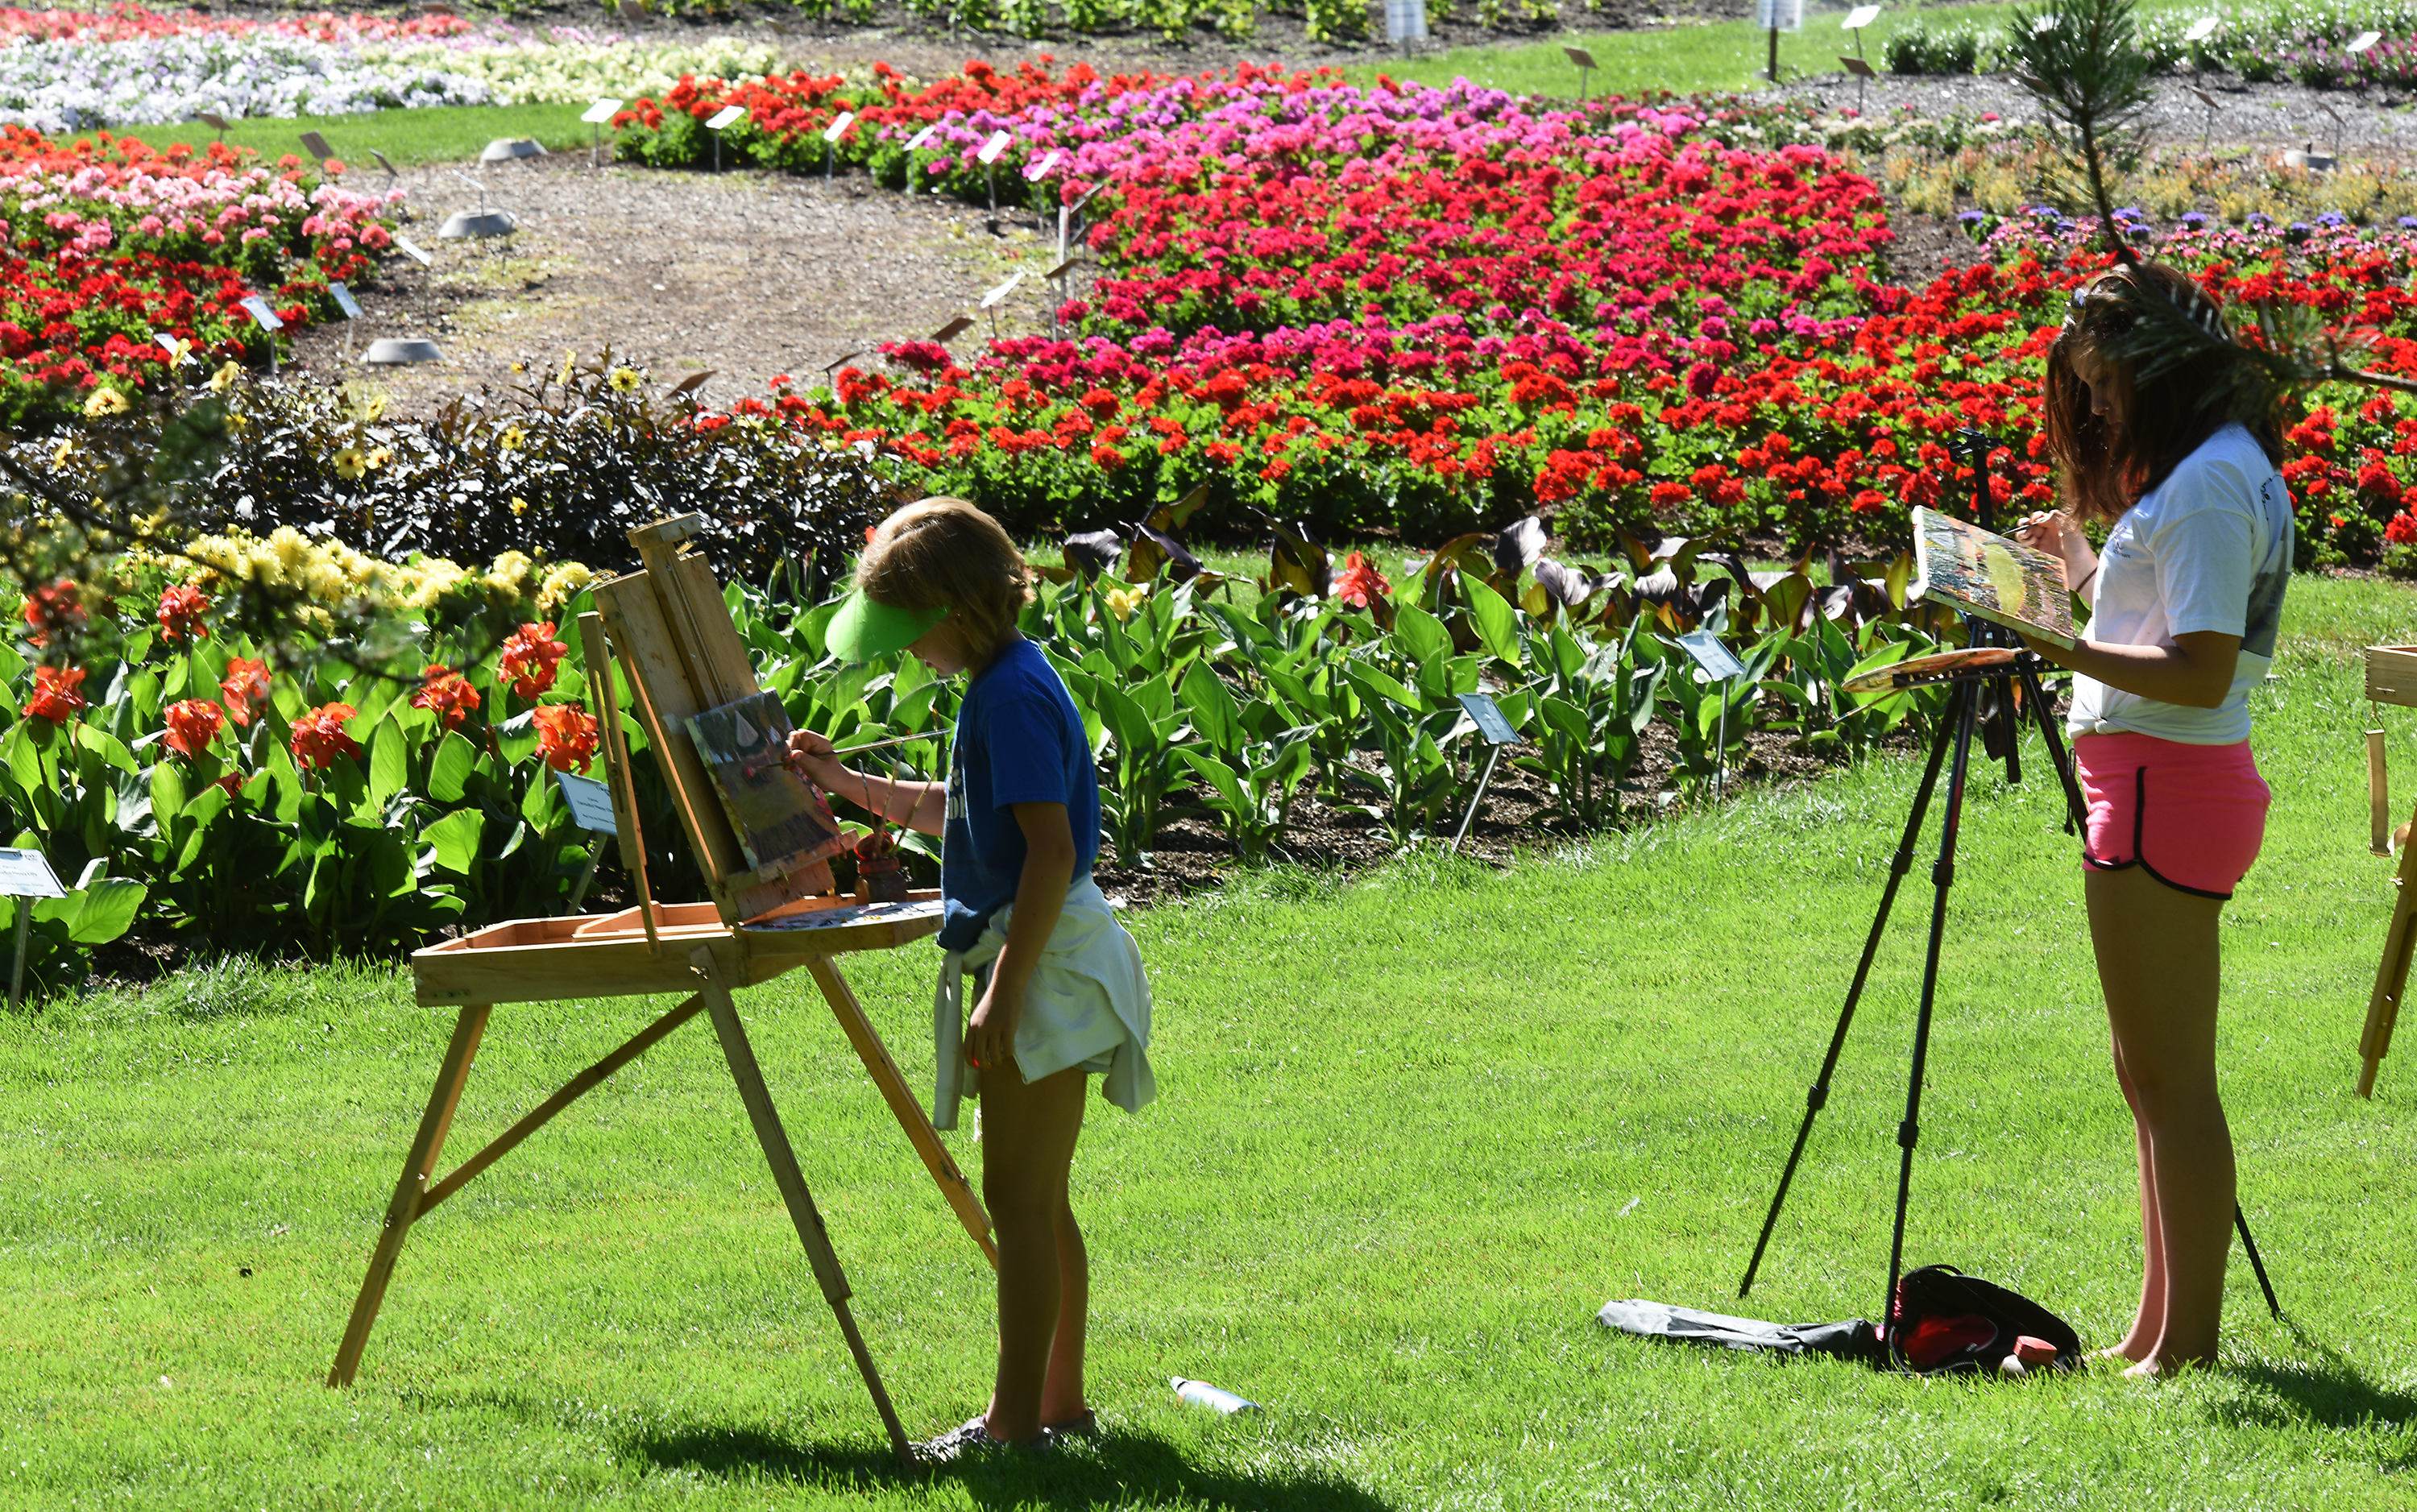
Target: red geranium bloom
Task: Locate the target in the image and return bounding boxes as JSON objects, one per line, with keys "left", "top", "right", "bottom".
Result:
{"left": 1333, "top": 550, "right": 1391, "bottom": 608}
{"left": 533, "top": 702, "right": 601, "bottom": 773}
{"left": 219, "top": 657, "right": 272, "bottom": 727}
{"left": 21, "top": 578, "right": 83, "bottom": 649}
{"left": 411, "top": 664, "right": 480, "bottom": 731}
{"left": 289, "top": 702, "right": 361, "bottom": 770}
{"left": 2390, "top": 511, "right": 2417, "bottom": 547}
{"left": 161, "top": 698, "right": 224, "bottom": 756}
{"left": 25, "top": 665, "right": 85, "bottom": 723}
{"left": 157, "top": 583, "right": 211, "bottom": 643}
{"left": 497, "top": 622, "right": 569, "bottom": 700}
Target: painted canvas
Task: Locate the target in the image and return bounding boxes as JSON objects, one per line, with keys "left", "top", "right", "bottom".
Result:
{"left": 1909, "top": 506, "right": 2080, "bottom": 648}
{"left": 685, "top": 692, "right": 850, "bottom": 872}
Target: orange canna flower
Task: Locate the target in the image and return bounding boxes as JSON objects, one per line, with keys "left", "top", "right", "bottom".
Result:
{"left": 1333, "top": 550, "right": 1391, "bottom": 609}
{"left": 21, "top": 578, "right": 83, "bottom": 649}
{"left": 497, "top": 622, "right": 569, "bottom": 700}
{"left": 411, "top": 664, "right": 480, "bottom": 731}
{"left": 219, "top": 657, "right": 271, "bottom": 727}
{"left": 161, "top": 698, "right": 224, "bottom": 757}
{"left": 25, "top": 665, "right": 85, "bottom": 723}
{"left": 288, "top": 702, "right": 361, "bottom": 770}
{"left": 157, "top": 583, "right": 211, "bottom": 643}
{"left": 533, "top": 702, "right": 601, "bottom": 773}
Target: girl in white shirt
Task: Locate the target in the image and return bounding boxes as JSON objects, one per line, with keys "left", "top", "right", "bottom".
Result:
{"left": 2015, "top": 261, "right": 2291, "bottom": 1378}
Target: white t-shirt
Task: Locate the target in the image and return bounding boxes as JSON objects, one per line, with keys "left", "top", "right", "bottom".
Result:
{"left": 2067, "top": 423, "right": 2293, "bottom": 745}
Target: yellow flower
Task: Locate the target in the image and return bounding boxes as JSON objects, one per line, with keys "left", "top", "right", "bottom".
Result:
{"left": 159, "top": 336, "right": 192, "bottom": 367}
{"left": 354, "top": 394, "right": 386, "bottom": 423}
{"left": 509, "top": 361, "right": 527, "bottom": 374}
{"left": 1103, "top": 584, "right": 1146, "bottom": 621}
{"left": 333, "top": 447, "right": 367, "bottom": 480}
{"left": 511, "top": 496, "right": 529, "bottom": 516}
{"left": 84, "top": 387, "right": 128, "bottom": 416}
{"left": 50, "top": 437, "right": 78, "bottom": 469}
{"left": 607, "top": 366, "right": 641, "bottom": 393}
{"left": 209, "top": 361, "right": 243, "bottom": 393}
{"left": 270, "top": 528, "right": 313, "bottom": 577}
{"left": 365, "top": 446, "right": 392, "bottom": 470}
{"left": 537, "top": 561, "right": 594, "bottom": 615}
{"left": 558, "top": 350, "right": 576, "bottom": 387}
{"left": 500, "top": 425, "right": 525, "bottom": 451}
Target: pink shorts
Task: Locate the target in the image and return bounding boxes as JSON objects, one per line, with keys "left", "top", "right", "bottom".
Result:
{"left": 2073, "top": 732, "right": 2270, "bottom": 899}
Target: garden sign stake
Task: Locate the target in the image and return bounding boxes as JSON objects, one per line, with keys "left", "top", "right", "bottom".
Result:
{"left": 0, "top": 848, "right": 63, "bottom": 1013}
{"left": 1449, "top": 694, "right": 1519, "bottom": 854}
{"left": 582, "top": 98, "right": 620, "bottom": 168}
{"left": 705, "top": 104, "right": 744, "bottom": 174}
{"left": 328, "top": 517, "right": 997, "bottom": 1477}
{"left": 551, "top": 768, "right": 620, "bottom": 917}
{"left": 1674, "top": 628, "right": 1746, "bottom": 799}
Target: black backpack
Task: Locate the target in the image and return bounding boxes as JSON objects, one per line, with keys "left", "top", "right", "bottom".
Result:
{"left": 1886, "top": 1265, "right": 2083, "bottom": 1376}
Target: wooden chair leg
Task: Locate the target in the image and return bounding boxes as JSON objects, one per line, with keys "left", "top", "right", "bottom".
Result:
{"left": 690, "top": 947, "right": 915, "bottom": 1471}
{"left": 328, "top": 1002, "right": 490, "bottom": 1387}
{"left": 806, "top": 955, "right": 997, "bottom": 1267}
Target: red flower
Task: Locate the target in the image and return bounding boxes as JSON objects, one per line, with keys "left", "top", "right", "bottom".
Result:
{"left": 1333, "top": 550, "right": 1391, "bottom": 608}
{"left": 21, "top": 578, "right": 82, "bottom": 648}
{"left": 533, "top": 702, "right": 601, "bottom": 773}
{"left": 25, "top": 665, "right": 85, "bottom": 723}
{"left": 497, "top": 622, "right": 569, "bottom": 700}
{"left": 2389, "top": 511, "right": 2417, "bottom": 546}
{"left": 288, "top": 702, "right": 361, "bottom": 769}
{"left": 411, "top": 664, "right": 480, "bottom": 731}
{"left": 213, "top": 773, "right": 243, "bottom": 798}
{"left": 219, "top": 657, "right": 271, "bottom": 727}
{"left": 157, "top": 583, "right": 210, "bottom": 642}
{"left": 161, "top": 698, "right": 224, "bottom": 756}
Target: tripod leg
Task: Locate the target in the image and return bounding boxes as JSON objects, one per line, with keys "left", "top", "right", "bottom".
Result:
{"left": 2233, "top": 1203, "right": 2282, "bottom": 1319}
{"left": 1739, "top": 683, "right": 1959, "bottom": 1299}
{"left": 1885, "top": 682, "right": 1981, "bottom": 1327}
{"left": 2017, "top": 660, "right": 2089, "bottom": 833}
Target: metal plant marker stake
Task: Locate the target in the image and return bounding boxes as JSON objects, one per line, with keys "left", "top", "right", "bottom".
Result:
{"left": 0, "top": 848, "right": 64, "bottom": 1013}
{"left": 1449, "top": 694, "right": 1520, "bottom": 854}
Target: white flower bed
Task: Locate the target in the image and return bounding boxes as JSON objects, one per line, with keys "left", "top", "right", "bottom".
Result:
{"left": 0, "top": 28, "right": 785, "bottom": 134}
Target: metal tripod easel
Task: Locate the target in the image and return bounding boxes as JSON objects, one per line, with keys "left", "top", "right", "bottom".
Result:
{"left": 1734, "top": 433, "right": 2282, "bottom": 1333}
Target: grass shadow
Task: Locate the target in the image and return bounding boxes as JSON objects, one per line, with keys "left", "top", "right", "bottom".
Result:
{"left": 619, "top": 1419, "right": 1395, "bottom": 1510}
{"left": 2213, "top": 1318, "right": 2417, "bottom": 1454}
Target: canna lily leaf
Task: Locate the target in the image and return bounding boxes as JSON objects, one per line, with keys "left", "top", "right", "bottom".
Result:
{"left": 427, "top": 731, "right": 479, "bottom": 804}
{"left": 1461, "top": 578, "right": 1523, "bottom": 669}
{"left": 1493, "top": 516, "right": 1548, "bottom": 578}
{"left": 425, "top": 808, "right": 485, "bottom": 876}
{"left": 1175, "top": 747, "right": 1248, "bottom": 815}
{"left": 1393, "top": 603, "right": 1450, "bottom": 665}
{"left": 1180, "top": 664, "right": 1243, "bottom": 753}
{"left": 367, "top": 716, "right": 408, "bottom": 808}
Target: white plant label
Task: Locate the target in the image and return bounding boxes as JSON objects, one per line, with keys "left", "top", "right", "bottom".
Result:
{"left": 329, "top": 282, "right": 363, "bottom": 320}
{"left": 239, "top": 296, "right": 284, "bottom": 332}
{"left": 0, "top": 848, "right": 64, "bottom": 900}
{"left": 1843, "top": 4, "right": 1879, "bottom": 27}
{"left": 706, "top": 105, "right": 745, "bottom": 131}
{"left": 1023, "top": 149, "right": 1061, "bottom": 180}
{"left": 823, "top": 110, "right": 856, "bottom": 143}
{"left": 554, "top": 769, "right": 619, "bottom": 835}
{"left": 2183, "top": 15, "right": 2218, "bottom": 40}
{"left": 582, "top": 98, "right": 622, "bottom": 125}
{"left": 395, "top": 236, "right": 433, "bottom": 266}
{"left": 978, "top": 130, "right": 1011, "bottom": 164}
{"left": 906, "top": 125, "right": 937, "bottom": 151}
{"left": 979, "top": 271, "right": 1024, "bottom": 309}
{"left": 2351, "top": 29, "right": 2382, "bottom": 52}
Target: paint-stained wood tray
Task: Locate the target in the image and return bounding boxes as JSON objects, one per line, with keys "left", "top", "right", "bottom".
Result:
{"left": 412, "top": 892, "right": 944, "bottom": 1007}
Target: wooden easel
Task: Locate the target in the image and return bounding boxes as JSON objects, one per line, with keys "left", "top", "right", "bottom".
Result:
{"left": 2357, "top": 644, "right": 2417, "bottom": 1097}
{"left": 326, "top": 515, "right": 993, "bottom": 1469}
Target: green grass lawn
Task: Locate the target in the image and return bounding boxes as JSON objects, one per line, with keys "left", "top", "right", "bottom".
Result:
{"left": 4, "top": 573, "right": 2416, "bottom": 1509}
{"left": 62, "top": 102, "right": 599, "bottom": 172}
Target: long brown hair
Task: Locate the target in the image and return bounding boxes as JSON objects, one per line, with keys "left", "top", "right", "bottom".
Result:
{"left": 2043, "top": 262, "right": 2285, "bottom": 523}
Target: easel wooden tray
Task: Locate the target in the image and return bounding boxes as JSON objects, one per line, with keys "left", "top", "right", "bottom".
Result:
{"left": 413, "top": 894, "right": 945, "bottom": 1006}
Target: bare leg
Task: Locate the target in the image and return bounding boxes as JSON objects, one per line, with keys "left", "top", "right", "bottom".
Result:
{"left": 977, "top": 1063, "right": 1087, "bottom": 1444}
{"left": 2085, "top": 865, "right": 2233, "bottom": 1377}
{"left": 1040, "top": 1203, "right": 1091, "bottom": 1425}
{"left": 2094, "top": 1036, "right": 2167, "bottom": 1364}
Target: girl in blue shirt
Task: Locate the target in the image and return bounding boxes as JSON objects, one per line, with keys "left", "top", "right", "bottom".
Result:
{"left": 787, "top": 497, "right": 1153, "bottom": 1456}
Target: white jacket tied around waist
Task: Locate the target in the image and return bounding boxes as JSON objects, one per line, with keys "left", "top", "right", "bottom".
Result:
{"left": 931, "top": 876, "right": 1155, "bottom": 1130}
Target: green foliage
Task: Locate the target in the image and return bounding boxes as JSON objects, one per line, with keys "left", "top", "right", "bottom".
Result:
{"left": 1884, "top": 20, "right": 1981, "bottom": 74}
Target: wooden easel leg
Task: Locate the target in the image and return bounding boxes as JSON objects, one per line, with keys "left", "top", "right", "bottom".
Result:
{"left": 805, "top": 955, "right": 998, "bottom": 1267}
{"left": 329, "top": 1003, "right": 490, "bottom": 1387}
{"left": 690, "top": 948, "right": 916, "bottom": 1471}
{"left": 2363, "top": 802, "right": 2417, "bottom": 1096}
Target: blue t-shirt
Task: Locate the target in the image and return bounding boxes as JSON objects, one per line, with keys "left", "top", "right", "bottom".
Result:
{"left": 938, "top": 637, "right": 1100, "bottom": 950}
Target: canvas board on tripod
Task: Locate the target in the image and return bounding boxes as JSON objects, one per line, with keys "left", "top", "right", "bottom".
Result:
{"left": 1909, "top": 507, "right": 2079, "bottom": 648}
{"left": 685, "top": 692, "right": 851, "bottom": 872}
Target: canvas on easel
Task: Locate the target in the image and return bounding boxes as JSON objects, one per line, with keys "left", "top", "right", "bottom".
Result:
{"left": 1909, "top": 506, "right": 2080, "bottom": 648}
{"left": 325, "top": 513, "right": 993, "bottom": 1471}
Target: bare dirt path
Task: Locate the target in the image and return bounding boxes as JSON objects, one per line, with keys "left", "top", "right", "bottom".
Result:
{"left": 289, "top": 151, "right": 1074, "bottom": 412}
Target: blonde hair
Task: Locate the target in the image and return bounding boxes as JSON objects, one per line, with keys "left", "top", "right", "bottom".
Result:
{"left": 854, "top": 497, "right": 1032, "bottom": 662}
